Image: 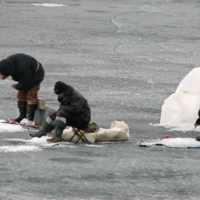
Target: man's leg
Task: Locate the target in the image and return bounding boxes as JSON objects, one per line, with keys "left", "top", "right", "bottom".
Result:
{"left": 46, "top": 110, "right": 67, "bottom": 143}
{"left": 28, "top": 112, "right": 57, "bottom": 138}
{"left": 26, "top": 84, "right": 40, "bottom": 125}
{"left": 10, "top": 91, "right": 28, "bottom": 123}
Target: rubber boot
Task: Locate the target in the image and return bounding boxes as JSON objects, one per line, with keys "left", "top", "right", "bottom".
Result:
{"left": 196, "top": 136, "right": 200, "bottom": 141}
{"left": 28, "top": 119, "right": 54, "bottom": 138}
{"left": 14, "top": 101, "right": 27, "bottom": 123}
{"left": 46, "top": 118, "right": 66, "bottom": 143}
{"left": 27, "top": 104, "right": 38, "bottom": 121}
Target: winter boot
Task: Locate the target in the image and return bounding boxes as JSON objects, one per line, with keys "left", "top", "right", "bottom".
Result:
{"left": 28, "top": 118, "right": 54, "bottom": 138}
{"left": 27, "top": 104, "right": 38, "bottom": 122}
{"left": 196, "top": 136, "right": 200, "bottom": 141}
{"left": 46, "top": 117, "right": 66, "bottom": 143}
{"left": 14, "top": 101, "right": 27, "bottom": 123}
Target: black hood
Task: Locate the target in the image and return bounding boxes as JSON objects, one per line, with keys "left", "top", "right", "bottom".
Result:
{"left": 0, "top": 58, "right": 15, "bottom": 76}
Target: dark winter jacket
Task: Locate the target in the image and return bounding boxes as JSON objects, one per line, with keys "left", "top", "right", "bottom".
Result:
{"left": 59, "top": 86, "right": 91, "bottom": 128}
{"left": 0, "top": 53, "right": 44, "bottom": 90}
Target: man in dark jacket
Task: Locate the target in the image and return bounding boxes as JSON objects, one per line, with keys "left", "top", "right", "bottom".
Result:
{"left": 29, "top": 81, "right": 91, "bottom": 143}
{"left": 0, "top": 53, "right": 45, "bottom": 125}
{"left": 194, "top": 112, "right": 200, "bottom": 141}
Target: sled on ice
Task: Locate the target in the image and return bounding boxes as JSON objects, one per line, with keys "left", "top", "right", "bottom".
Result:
{"left": 62, "top": 121, "right": 130, "bottom": 144}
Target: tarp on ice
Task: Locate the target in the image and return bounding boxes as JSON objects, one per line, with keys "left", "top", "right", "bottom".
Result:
{"left": 62, "top": 121, "right": 130, "bottom": 143}
{"left": 160, "top": 67, "right": 200, "bottom": 130}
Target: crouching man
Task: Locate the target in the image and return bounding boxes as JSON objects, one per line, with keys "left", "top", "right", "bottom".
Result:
{"left": 0, "top": 53, "right": 45, "bottom": 125}
{"left": 29, "top": 81, "right": 91, "bottom": 143}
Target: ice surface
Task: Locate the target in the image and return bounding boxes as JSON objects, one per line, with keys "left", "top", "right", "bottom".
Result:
{"left": 1, "top": 0, "right": 200, "bottom": 199}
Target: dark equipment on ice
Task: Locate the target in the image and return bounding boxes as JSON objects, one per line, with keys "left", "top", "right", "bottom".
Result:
{"left": 68, "top": 127, "right": 91, "bottom": 144}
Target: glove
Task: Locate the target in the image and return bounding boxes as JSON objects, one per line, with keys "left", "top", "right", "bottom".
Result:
{"left": 195, "top": 118, "right": 200, "bottom": 126}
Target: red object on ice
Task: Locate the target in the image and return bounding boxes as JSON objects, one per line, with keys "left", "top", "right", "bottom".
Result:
{"left": 8, "top": 118, "right": 16, "bottom": 122}
{"left": 52, "top": 129, "right": 55, "bottom": 137}
{"left": 163, "top": 135, "right": 169, "bottom": 138}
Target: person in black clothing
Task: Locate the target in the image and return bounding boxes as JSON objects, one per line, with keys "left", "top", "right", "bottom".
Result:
{"left": 29, "top": 81, "right": 91, "bottom": 143}
{"left": 194, "top": 111, "right": 200, "bottom": 141}
{"left": 0, "top": 53, "right": 45, "bottom": 125}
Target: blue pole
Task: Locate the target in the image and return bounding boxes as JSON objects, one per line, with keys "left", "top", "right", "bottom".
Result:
{"left": 189, "top": 125, "right": 197, "bottom": 136}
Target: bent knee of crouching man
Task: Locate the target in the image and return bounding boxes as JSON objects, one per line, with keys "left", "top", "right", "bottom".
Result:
{"left": 56, "top": 109, "right": 67, "bottom": 117}
{"left": 54, "top": 116, "right": 67, "bottom": 129}
{"left": 27, "top": 84, "right": 41, "bottom": 100}
{"left": 46, "top": 116, "right": 54, "bottom": 126}
{"left": 48, "top": 111, "right": 57, "bottom": 121}
{"left": 17, "top": 90, "right": 28, "bottom": 99}
{"left": 57, "top": 110, "right": 73, "bottom": 121}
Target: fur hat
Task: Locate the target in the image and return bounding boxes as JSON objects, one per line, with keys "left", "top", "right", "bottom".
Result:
{"left": 54, "top": 81, "right": 68, "bottom": 94}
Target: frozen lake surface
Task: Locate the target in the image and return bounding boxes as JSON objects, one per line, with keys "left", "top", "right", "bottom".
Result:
{"left": 0, "top": 0, "right": 200, "bottom": 199}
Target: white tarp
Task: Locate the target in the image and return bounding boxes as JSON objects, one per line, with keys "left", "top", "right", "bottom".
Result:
{"left": 160, "top": 67, "right": 200, "bottom": 131}
{"left": 62, "top": 121, "right": 130, "bottom": 143}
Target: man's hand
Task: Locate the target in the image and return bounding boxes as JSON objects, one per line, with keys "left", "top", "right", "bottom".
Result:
{"left": 0, "top": 74, "right": 7, "bottom": 80}
{"left": 12, "top": 84, "right": 17, "bottom": 89}
{"left": 195, "top": 118, "right": 200, "bottom": 126}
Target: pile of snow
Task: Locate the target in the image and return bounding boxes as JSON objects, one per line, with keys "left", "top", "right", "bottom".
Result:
{"left": 33, "top": 3, "right": 66, "bottom": 7}
{"left": 6, "top": 137, "right": 52, "bottom": 146}
{"left": 0, "top": 145, "right": 41, "bottom": 152}
{"left": 3, "top": 137, "right": 102, "bottom": 152}
{"left": 2, "top": 137, "right": 72, "bottom": 153}
{"left": 62, "top": 121, "right": 130, "bottom": 143}
{"left": 159, "top": 67, "right": 200, "bottom": 131}
{"left": 0, "top": 120, "right": 26, "bottom": 132}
